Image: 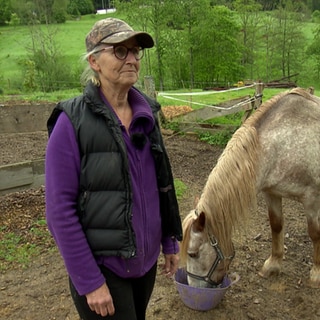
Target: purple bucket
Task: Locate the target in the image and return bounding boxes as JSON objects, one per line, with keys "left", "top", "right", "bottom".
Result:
{"left": 174, "top": 268, "right": 240, "bottom": 311}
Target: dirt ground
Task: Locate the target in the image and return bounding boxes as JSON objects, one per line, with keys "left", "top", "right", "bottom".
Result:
{"left": 1, "top": 129, "right": 320, "bottom": 320}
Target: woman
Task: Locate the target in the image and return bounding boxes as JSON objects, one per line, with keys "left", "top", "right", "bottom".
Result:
{"left": 45, "top": 18, "right": 182, "bottom": 320}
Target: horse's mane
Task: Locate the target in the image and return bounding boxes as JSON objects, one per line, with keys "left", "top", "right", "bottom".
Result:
{"left": 180, "top": 210, "right": 196, "bottom": 264}
{"left": 182, "top": 87, "right": 314, "bottom": 257}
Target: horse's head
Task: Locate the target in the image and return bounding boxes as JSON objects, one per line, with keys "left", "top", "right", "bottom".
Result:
{"left": 180, "top": 210, "right": 235, "bottom": 288}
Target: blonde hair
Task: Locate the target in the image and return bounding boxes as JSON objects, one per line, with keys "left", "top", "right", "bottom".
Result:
{"left": 80, "top": 50, "right": 101, "bottom": 87}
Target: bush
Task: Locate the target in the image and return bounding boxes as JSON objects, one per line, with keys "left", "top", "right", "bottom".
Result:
{"left": 312, "top": 10, "right": 320, "bottom": 23}
{"left": 21, "top": 59, "right": 38, "bottom": 92}
{"left": 68, "top": 0, "right": 94, "bottom": 16}
{"left": 53, "top": 8, "right": 67, "bottom": 23}
{"left": 9, "top": 13, "right": 20, "bottom": 26}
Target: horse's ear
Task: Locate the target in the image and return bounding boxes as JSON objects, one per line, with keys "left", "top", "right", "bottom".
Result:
{"left": 194, "top": 211, "right": 206, "bottom": 232}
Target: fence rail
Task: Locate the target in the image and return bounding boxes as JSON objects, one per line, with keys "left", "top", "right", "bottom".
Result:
{"left": 0, "top": 159, "right": 44, "bottom": 196}
{"left": 0, "top": 82, "right": 264, "bottom": 195}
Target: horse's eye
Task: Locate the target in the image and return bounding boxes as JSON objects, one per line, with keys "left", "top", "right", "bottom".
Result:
{"left": 188, "top": 252, "right": 199, "bottom": 259}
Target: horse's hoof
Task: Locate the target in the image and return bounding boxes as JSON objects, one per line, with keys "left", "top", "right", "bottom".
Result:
{"left": 310, "top": 268, "right": 320, "bottom": 287}
{"left": 259, "top": 257, "right": 282, "bottom": 278}
{"left": 258, "top": 266, "right": 281, "bottom": 278}
{"left": 258, "top": 270, "right": 268, "bottom": 278}
{"left": 308, "top": 279, "right": 320, "bottom": 288}
{"left": 258, "top": 270, "right": 279, "bottom": 278}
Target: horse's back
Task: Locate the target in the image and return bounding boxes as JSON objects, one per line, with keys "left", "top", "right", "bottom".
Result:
{"left": 256, "top": 89, "right": 320, "bottom": 201}
{"left": 257, "top": 89, "right": 320, "bottom": 129}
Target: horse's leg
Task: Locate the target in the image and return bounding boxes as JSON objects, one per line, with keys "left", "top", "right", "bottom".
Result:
{"left": 305, "top": 205, "right": 320, "bottom": 287}
{"left": 259, "top": 193, "right": 284, "bottom": 278}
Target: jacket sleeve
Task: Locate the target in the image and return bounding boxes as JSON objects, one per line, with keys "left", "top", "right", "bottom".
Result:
{"left": 161, "top": 235, "right": 180, "bottom": 254}
{"left": 46, "top": 111, "right": 106, "bottom": 295}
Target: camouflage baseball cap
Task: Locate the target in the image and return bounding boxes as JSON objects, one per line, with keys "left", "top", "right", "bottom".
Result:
{"left": 86, "top": 18, "right": 154, "bottom": 52}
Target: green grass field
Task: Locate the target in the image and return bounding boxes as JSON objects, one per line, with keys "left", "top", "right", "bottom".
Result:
{"left": 0, "top": 12, "right": 318, "bottom": 105}
{"left": 0, "top": 12, "right": 126, "bottom": 93}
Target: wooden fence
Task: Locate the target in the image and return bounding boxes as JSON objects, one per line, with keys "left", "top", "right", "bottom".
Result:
{"left": 158, "top": 82, "right": 264, "bottom": 134}
{"left": 0, "top": 82, "right": 264, "bottom": 195}
{"left": 0, "top": 159, "right": 44, "bottom": 196}
{"left": 0, "top": 103, "right": 55, "bottom": 195}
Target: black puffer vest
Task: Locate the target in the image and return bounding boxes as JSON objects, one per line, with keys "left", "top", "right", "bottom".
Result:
{"left": 47, "top": 83, "right": 182, "bottom": 258}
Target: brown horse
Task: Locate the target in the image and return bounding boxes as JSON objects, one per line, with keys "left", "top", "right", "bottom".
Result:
{"left": 180, "top": 88, "right": 320, "bottom": 288}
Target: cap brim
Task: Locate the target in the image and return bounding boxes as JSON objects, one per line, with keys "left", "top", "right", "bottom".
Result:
{"left": 100, "top": 31, "right": 154, "bottom": 48}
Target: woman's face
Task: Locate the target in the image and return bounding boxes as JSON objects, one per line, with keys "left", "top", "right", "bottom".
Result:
{"left": 89, "top": 38, "right": 141, "bottom": 90}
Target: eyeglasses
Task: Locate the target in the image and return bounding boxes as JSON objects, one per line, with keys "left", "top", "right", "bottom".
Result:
{"left": 94, "top": 45, "right": 144, "bottom": 60}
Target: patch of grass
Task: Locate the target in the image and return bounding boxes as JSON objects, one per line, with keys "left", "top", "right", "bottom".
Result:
{"left": 174, "top": 179, "right": 187, "bottom": 200}
{"left": 0, "top": 219, "right": 55, "bottom": 272}
{"left": 0, "top": 231, "right": 38, "bottom": 270}
{"left": 198, "top": 129, "right": 234, "bottom": 147}
{"left": 162, "top": 120, "right": 183, "bottom": 132}
{"left": 1, "top": 88, "right": 82, "bottom": 102}
{"left": 204, "top": 111, "right": 244, "bottom": 126}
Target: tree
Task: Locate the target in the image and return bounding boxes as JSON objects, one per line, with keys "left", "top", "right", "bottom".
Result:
{"left": 233, "top": 0, "right": 263, "bottom": 80}
{"left": 93, "top": 0, "right": 114, "bottom": 9}
{"left": 256, "top": 0, "right": 280, "bottom": 10}
{"left": 259, "top": 13, "right": 279, "bottom": 81}
{"left": 192, "top": 5, "right": 243, "bottom": 85}
{"left": 178, "top": 0, "right": 211, "bottom": 88}
{"left": 0, "top": 0, "right": 12, "bottom": 25}
{"left": 115, "top": 0, "right": 174, "bottom": 90}
{"left": 52, "top": 0, "right": 68, "bottom": 23}
{"left": 306, "top": 26, "right": 320, "bottom": 80}
{"left": 10, "top": 0, "right": 69, "bottom": 25}
{"left": 115, "top": 0, "right": 243, "bottom": 89}
{"left": 21, "top": 22, "right": 80, "bottom": 92}
{"left": 33, "top": 0, "right": 54, "bottom": 24}
{"left": 313, "top": 0, "right": 320, "bottom": 11}
{"left": 272, "top": 0, "right": 306, "bottom": 79}
{"left": 10, "top": 0, "right": 35, "bottom": 25}
{"left": 68, "top": 0, "right": 94, "bottom": 15}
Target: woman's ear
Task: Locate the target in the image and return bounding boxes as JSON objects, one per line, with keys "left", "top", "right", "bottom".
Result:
{"left": 88, "top": 54, "right": 100, "bottom": 72}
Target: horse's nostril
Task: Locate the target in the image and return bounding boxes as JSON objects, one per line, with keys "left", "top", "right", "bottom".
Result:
{"left": 188, "top": 252, "right": 199, "bottom": 258}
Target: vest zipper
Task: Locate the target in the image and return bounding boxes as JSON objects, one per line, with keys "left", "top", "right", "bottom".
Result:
{"left": 79, "top": 190, "right": 88, "bottom": 217}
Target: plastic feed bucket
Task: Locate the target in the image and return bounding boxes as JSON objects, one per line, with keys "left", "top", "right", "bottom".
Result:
{"left": 174, "top": 268, "right": 239, "bottom": 311}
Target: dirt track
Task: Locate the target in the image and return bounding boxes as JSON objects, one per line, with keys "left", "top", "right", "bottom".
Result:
{"left": 1, "top": 132, "right": 320, "bottom": 320}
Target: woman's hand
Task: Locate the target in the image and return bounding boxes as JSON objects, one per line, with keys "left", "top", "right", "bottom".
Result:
{"left": 162, "top": 253, "right": 180, "bottom": 278}
{"left": 86, "top": 283, "right": 115, "bottom": 317}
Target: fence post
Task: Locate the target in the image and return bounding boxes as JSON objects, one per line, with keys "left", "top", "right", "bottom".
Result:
{"left": 144, "top": 76, "right": 166, "bottom": 125}
{"left": 144, "top": 76, "right": 156, "bottom": 99}
{"left": 241, "top": 81, "right": 264, "bottom": 123}
{"left": 308, "top": 86, "right": 314, "bottom": 94}
{"left": 254, "top": 81, "right": 264, "bottom": 110}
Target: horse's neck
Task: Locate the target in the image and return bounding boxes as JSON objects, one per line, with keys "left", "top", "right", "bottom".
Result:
{"left": 198, "top": 125, "right": 259, "bottom": 233}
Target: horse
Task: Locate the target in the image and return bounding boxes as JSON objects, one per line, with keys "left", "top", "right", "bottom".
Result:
{"left": 180, "top": 87, "right": 320, "bottom": 289}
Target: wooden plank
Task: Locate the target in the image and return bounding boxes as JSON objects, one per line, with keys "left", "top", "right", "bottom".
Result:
{"left": 32, "top": 159, "right": 45, "bottom": 174}
{"left": 0, "top": 104, "right": 55, "bottom": 134}
{"left": 0, "top": 161, "right": 33, "bottom": 190}
{"left": 0, "top": 159, "right": 45, "bottom": 195}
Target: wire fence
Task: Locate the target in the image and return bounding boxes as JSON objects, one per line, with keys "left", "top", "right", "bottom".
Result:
{"left": 157, "top": 84, "right": 257, "bottom": 110}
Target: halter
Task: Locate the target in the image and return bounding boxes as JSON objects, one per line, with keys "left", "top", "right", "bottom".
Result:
{"left": 186, "top": 234, "right": 235, "bottom": 287}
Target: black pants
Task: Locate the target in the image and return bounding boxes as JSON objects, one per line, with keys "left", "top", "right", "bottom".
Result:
{"left": 69, "top": 263, "right": 157, "bottom": 320}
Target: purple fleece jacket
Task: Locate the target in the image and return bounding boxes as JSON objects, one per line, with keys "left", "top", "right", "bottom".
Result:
{"left": 45, "top": 88, "right": 179, "bottom": 296}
